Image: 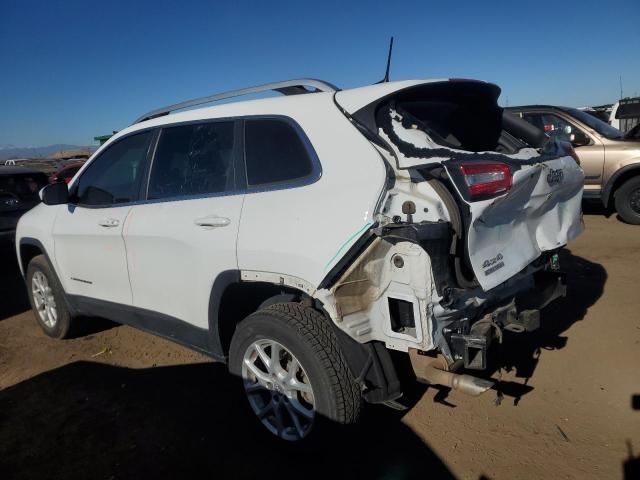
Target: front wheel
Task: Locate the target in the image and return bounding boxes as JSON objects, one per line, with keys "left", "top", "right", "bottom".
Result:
{"left": 614, "top": 176, "right": 640, "bottom": 225}
{"left": 229, "top": 303, "right": 361, "bottom": 441}
{"left": 26, "top": 255, "right": 73, "bottom": 338}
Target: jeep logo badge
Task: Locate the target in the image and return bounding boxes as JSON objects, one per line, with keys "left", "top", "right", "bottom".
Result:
{"left": 547, "top": 168, "right": 564, "bottom": 186}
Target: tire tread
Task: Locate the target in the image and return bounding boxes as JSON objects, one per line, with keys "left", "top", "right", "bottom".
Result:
{"left": 248, "top": 302, "right": 361, "bottom": 424}
{"left": 614, "top": 176, "right": 640, "bottom": 225}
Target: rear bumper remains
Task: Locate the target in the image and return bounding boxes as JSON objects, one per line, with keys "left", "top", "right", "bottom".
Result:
{"left": 410, "top": 269, "right": 567, "bottom": 394}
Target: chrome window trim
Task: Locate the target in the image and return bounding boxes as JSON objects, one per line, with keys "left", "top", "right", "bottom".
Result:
{"left": 70, "top": 114, "right": 322, "bottom": 210}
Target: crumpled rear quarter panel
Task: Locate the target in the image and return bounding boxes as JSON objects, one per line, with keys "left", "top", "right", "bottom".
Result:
{"left": 461, "top": 155, "right": 584, "bottom": 291}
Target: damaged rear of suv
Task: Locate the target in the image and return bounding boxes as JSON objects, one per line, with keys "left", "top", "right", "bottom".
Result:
{"left": 320, "top": 79, "right": 584, "bottom": 395}
{"left": 17, "top": 78, "right": 583, "bottom": 442}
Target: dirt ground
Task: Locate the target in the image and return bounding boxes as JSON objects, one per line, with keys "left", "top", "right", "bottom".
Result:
{"left": 1, "top": 206, "right": 639, "bottom": 479}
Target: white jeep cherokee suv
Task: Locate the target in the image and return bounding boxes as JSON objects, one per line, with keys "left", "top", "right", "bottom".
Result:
{"left": 16, "top": 78, "right": 584, "bottom": 441}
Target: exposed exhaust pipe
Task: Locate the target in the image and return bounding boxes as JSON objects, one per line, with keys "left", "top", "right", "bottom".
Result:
{"left": 409, "top": 349, "right": 494, "bottom": 397}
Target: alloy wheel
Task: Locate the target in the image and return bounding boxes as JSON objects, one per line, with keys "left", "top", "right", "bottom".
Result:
{"left": 242, "top": 339, "right": 315, "bottom": 441}
{"left": 31, "top": 271, "right": 57, "bottom": 328}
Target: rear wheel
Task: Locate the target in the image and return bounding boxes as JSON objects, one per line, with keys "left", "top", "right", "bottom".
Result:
{"left": 229, "top": 303, "right": 361, "bottom": 441}
{"left": 26, "top": 255, "right": 73, "bottom": 338}
{"left": 614, "top": 176, "right": 640, "bottom": 225}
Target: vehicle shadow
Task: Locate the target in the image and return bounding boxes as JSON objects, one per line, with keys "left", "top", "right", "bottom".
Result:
{"left": 0, "top": 244, "right": 30, "bottom": 321}
{"left": 0, "top": 361, "right": 456, "bottom": 480}
{"left": 582, "top": 199, "right": 629, "bottom": 224}
{"left": 624, "top": 395, "right": 640, "bottom": 479}
{"left": 582, "top": 199, "right": 613, "bottom": 217}
{"left": 489, "top": 249, "right": 607, "bottom": 404}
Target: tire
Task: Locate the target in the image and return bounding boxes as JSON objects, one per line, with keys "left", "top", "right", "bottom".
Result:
{"left": 229, "top": 302, "right": 361, "bottom": 441}
{"left": 26, "top": 255, "right": 73, "bottom": 338}
{"left": 614, "top": 176, "right": 640, "bottom": 225}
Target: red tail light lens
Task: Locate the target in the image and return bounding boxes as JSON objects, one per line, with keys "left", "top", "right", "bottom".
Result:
{"left": 459, "top": 163, "right": 512, "bottom": 200}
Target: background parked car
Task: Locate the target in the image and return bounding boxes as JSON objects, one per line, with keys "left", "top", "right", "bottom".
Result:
{"left": 609, "top": 97, "right": 640, "bottom": 134}
{"left": 509, "top": 105, "right": 640, "bottom": 224}
{"left": 579, "top": 104, "right": 612, "bottom": 123}
{"left": 0, "top": 166, "right": 48, "bottom": 242}
{"left": 48, "top": 161, "right": 86, "bottom": 184}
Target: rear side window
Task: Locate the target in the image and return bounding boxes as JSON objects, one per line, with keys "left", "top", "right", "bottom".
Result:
{"left": 244, "top": 119, "right": 313, "bottom": 186}
{"left": 148, "top": 122, "right": 236, "bottom": 200}
{"left": 74, "top": 131, "right": 152, "bottom": 206}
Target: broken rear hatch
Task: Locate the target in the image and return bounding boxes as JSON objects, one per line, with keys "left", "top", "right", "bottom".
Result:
{"left": 335, "top": 79, "right": 584, "bottom": 291}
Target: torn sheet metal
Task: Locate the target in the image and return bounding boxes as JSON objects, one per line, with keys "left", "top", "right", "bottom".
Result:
{"left": 324, "top": 237, "right": 437, "bottom": 352}
{"left": 446, "top": 155, "right": 585, "bottom": 291}
{"left": 379, "top": 106, "right": 540, "bottom": 169}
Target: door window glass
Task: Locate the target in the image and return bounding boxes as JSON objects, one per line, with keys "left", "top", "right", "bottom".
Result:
{"left": 522, "top": 113, "right": 582, "bottom": 143}
{"left": 148, "top": 122, "right": 235, "bottom": 199}
{"left": 74, "top": 131, "right": 152, "bottom": 206}
{"left": 244, "top": 119, "right": 313, "bottom": 186}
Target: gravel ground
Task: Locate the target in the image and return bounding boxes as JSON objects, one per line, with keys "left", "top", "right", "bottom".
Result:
{"left": 1, "top": 207, "right": 639, "bottom": 479}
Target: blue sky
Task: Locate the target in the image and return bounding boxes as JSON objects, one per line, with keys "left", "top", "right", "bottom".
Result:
{"left": 1, "top": 0, "right": 638, "bottom": 147}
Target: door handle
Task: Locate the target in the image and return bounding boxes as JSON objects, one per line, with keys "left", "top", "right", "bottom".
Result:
{"left": 98, "top": 218, "right": 120, "bottom": 228}
{"left": 194, "top": 216, "right": 231, "bottom": 228}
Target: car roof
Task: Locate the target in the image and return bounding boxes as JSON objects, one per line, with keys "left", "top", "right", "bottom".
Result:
{"left": 507, "top": 105, "right": 573, "bottom": 112}
{"left": 59, "top": 162, "right": 85, "bottom": 169}
{"left": 108, "top": 78, "right": 496, "bottom": 145}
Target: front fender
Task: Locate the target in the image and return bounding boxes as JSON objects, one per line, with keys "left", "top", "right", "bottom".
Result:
{"left": 602, "top": 160, "right": 640, "bottom": 207}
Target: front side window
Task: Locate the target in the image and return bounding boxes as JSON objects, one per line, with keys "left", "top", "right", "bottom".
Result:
{"left": 522, "top": 112, "right": 585, "bottom": 143}
{"left": 74, "top": 131, "right": 152, "bottom": 206}
{"left": 244, "top": 119, "right": 313, "bottom": 187}
{"left": 147, "top": 122, "right": 236, "bottom": 200}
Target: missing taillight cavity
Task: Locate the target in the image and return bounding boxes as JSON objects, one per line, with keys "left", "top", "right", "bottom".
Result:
{"left": 460, "top": 163, "right": 512, "bottom": 200}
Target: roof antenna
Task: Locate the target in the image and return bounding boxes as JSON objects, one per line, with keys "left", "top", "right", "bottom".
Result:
{"left": 377, "top": 37, "right": 394, "bottom": 83}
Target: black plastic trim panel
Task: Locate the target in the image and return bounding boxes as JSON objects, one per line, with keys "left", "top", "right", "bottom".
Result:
{"left": 208, "top": 270, "right": 241, "bottom": 358}
{"left": 67, "top": 295, "right": 222, "bottom": 360}
{"left": 318, "top": 225, "right": 377, "bottom": 289}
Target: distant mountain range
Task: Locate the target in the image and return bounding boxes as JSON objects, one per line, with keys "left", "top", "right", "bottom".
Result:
{"left": 0, "top": 144, "right": 95, "bottom": 161}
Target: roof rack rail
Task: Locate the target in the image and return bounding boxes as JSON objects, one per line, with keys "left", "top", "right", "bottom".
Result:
{"left": 133, "top": 78, "right": 339, "bottom": 124}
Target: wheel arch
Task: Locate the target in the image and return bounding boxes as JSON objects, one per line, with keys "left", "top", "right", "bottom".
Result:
{"left": 18, "top": 237, "right": 77, "bottom": 317}
{"left": 207, "top": 271, "right": 313, "bottom": 359}
{"left": 602, "top": 161, "right": 640, "bottom": 207}
{"left": 207, "top": 271, "right": 403, "bottom": 404}
{"left": 18, "top": 237, "right": 49, "bottom": 277}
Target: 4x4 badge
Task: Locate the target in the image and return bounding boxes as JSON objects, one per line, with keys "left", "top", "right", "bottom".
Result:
{"left": 482, "top": 253, "right": 505, "bottom": 275}
{"left": 547, "top": 168, "right": 564, "bottom": 186}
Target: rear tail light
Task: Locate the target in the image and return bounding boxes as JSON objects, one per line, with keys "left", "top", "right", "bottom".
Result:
{"left": 459, "top": 163, "right": 512, "bottom": 200}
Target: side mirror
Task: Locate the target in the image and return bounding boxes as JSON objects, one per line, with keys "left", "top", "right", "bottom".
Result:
{"left": 40, "top": 182, "right": 69, "bottom": 205}
{"left": 570, "top": 130, "right": 590, "bottom": 147}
